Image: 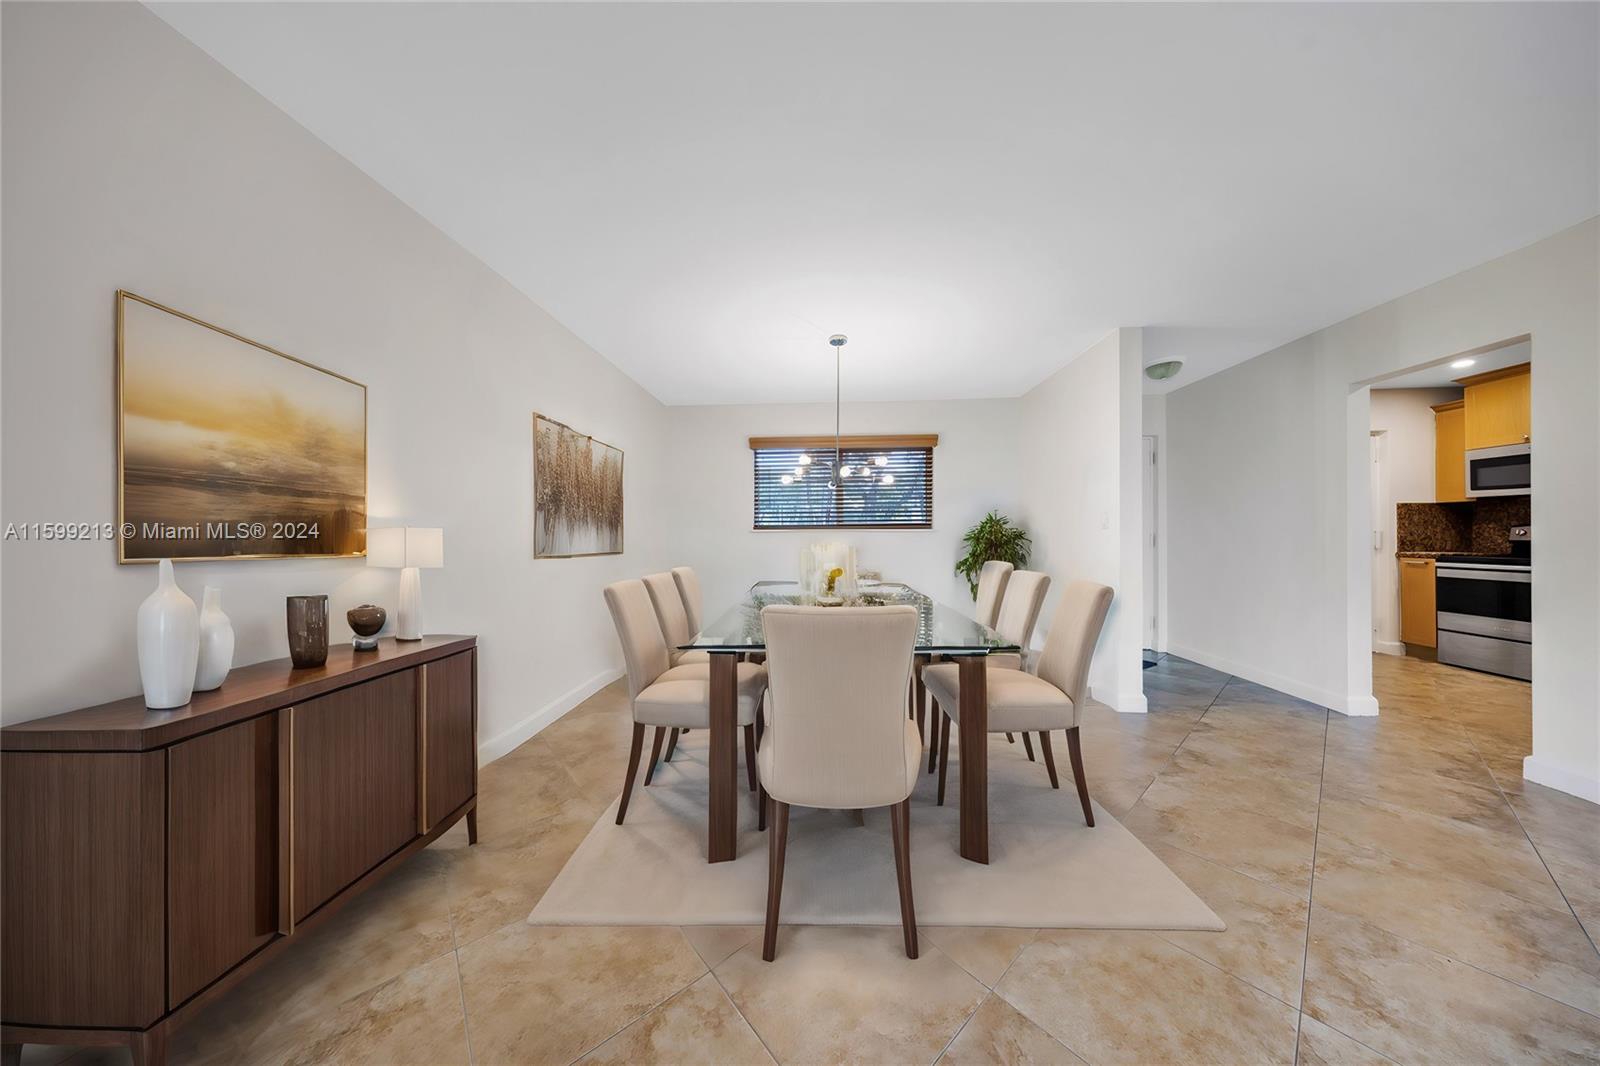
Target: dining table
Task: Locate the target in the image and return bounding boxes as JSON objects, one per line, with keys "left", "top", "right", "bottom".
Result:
{"left": 681, "top": 580, "right": 1019, "bottom": 866}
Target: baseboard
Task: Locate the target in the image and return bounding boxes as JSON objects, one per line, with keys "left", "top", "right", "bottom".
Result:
{"left": 1373, "top": 640, "right": 1405, "bottom": 657}
{"left": 1165, "top": 642, "right": 1351, "bottom": 714}
{"left": 1090, "top": 684, "right": 1149, "bottom": 715}
{"left": 1343, "top": 694, "right": 1380, "bottom": 718}
{"left": 1523, "top": 756, "right": 1600, "bottom": 804}
{"left": 478, "top": 667, "right": 624, "bottom": 765}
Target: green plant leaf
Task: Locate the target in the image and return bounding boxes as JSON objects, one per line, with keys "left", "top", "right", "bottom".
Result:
{"left": 954, "top": 510, "right": 1031, "bottom": 598}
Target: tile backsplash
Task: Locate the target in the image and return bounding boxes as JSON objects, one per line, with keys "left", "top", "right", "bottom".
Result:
{"left": 1396, "top": 496, "right": 1530, "bottom": 554}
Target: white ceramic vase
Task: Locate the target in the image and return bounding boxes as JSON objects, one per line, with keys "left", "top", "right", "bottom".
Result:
{"left": 137, "top": 559, "right": 199, "bottom": 709}
{"left": 194, "top": 586, "right": 235, "bottom": 692}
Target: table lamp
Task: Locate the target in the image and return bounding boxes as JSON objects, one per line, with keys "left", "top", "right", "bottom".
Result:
{"left": 368, "top": 527, "right": 443, "bottom": 641}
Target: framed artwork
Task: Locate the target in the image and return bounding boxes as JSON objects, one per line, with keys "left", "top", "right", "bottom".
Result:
{"left": 116, "top": 291, "right": 367, "bottom": 562}
{"left": 533, "top": 413, "right": 624, "bottom": 557}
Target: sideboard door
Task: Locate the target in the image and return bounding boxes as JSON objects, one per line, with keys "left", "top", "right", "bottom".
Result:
{"left": 291, "top": 670, "right": 418, "bottom": 922}
{"left": 167, "top": 714, "right": 278, "bottom": 1006}
{"left": 424, "top": 650, "right": 476, "bottom": 830}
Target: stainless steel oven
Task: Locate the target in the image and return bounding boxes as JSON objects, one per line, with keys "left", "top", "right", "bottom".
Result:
{"left": 1466, "top": 443, "right": 1531, "bottom": 497}
{"left": 1435, "top": 527, "right": 1531, "bottom": 680}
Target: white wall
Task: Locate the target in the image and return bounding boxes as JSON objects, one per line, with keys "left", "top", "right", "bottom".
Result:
{"left": 1018, "top": 330, "right": 1146, "bottom": 711}
{"left": 0, "top": 3, "right": 669, "bottom": 759}
{"left": 1166, "top": 219, "right": 1599, "bottom": 801}
{"left": 660, "top": 399, "right": 1022, "bottom": 615}
{"left": 1369, "top": 387, "right": 1461, "bottom": 652}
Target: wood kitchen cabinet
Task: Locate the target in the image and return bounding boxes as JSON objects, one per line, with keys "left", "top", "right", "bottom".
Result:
{"left": 1461, "top": 362, "right": 1531, "bottom": 450}
{"left": 1399, "top": 557, "right": 1437, "bottom": 648}
{"left": 1432, "top": 400, "right": 1468, "bottom": 502}
{"left": 2, "top": 636, "right": 477, "bottom": 1065}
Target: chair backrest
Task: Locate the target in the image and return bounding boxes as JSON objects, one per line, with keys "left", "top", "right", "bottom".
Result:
{"left": 974, "top": 560, "right": 1014, "bottom": 628}
{"left": 994, "top": 569, "right": 1050, "bottom": 653}
{"left": 671, "top": 566, "right": 703, "bottom": 634}
{"left": 603, "top": 579, "right": 671, "bottom": 700}
{"left": 760, "top": 605, "right": 919, "bottom": 809}
{"left": 1035, "top": 580, "right": 1114, "bottom": 709}
{"left": 644, "top": 571, "right": 693, "bottom": 649}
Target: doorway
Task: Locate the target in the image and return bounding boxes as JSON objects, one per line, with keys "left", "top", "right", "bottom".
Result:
{"left": 1142, "top": 434, "right": 1158, "bottom": 655}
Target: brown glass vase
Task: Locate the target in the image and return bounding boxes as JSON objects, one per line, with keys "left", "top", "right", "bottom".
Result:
{"left": 286, "top": 595, "right": 329, "bottom": 669}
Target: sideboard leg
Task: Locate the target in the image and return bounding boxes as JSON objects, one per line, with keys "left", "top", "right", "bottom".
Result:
{"left": 466, "top": 806, "right": 479, "bottom": 845}
{"left": 130, "top": 1025, "right": 168, "bottom": 1066}
{"left": 3, "top": 1042, "right": 22, "bottom": 1066}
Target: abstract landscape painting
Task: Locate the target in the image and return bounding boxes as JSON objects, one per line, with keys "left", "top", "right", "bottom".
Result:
{"left": 117, "top": 292, "right": 366, "bottom": 561}
{"left": 533, "top": 414, "right": 623, "bottom": 557}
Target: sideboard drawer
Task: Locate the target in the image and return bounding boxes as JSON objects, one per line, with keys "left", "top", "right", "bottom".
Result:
{"left": 424, "top": 650, "right": 476, "bottom": 830}
{"left": 291, "top": 669, "right": 418, "bottom": 922}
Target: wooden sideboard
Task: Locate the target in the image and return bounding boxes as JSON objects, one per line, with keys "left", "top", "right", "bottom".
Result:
{"left": 1, "top": 635, "right": 478, "bottom": 1066}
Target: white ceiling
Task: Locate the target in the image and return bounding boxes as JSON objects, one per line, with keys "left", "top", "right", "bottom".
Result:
{"left": 150, "top": 2, "right": 1598, "bottom": 405}
{"left": 1373, "top": 338, "right": 1530, "bottom": 391}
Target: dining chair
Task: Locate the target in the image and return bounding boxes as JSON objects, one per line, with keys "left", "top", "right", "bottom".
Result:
{"left": 603, "top": 580, "right": 767, "bottom": 824}
{"left": 923, "top": 579, "right": 1113, "bottom": 827}
{"left": 757, "top": 605, "right": 922, "bottom": 961}
{"left": 973, "top": 559, "right": 1014, "bottom": 628}
{"left": 644, "top": 571, "right": 714, "bottom": 762}
{"left": 671, "top": 566, "right": 702, "bottom": 634}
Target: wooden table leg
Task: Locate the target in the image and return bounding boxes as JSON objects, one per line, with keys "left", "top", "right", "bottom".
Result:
{"left": 914, "top": 655, "right": 928, "bottom": 743}
{"left": 708, "top": 651, "right": 738, "bottom": 863}
{"left": 957, "top": 655, "right": 989, "bottom": 864}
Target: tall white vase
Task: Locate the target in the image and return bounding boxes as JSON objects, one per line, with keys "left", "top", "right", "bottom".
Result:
{"left": 194, "top": 586, "right": 235, "bottom": 692}
{"left": 137, "top": 559, "right": 199, "bottom": 709}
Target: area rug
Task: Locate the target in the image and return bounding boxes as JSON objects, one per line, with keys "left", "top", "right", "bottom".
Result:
{"left": 529, "top": 732, "right": 1223, "bottom": 930}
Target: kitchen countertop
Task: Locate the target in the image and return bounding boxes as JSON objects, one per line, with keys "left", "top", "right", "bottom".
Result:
{"left": 1396, "top": 551, "right": 1445, "bottom": 559}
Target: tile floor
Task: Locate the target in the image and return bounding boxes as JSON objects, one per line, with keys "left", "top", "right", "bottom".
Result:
{"left": 23, "top": 654, "right": 1600, "bottom": 1065}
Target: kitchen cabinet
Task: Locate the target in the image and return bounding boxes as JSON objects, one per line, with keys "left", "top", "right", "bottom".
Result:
{"left": 1399, "top": 557, "right": 1437, "bottom": 648}
{"left": 1461, "top": 363, "right": 1530, "bottom": 450}
{"left": 1432, "top": 400, "right": 1467, "bottom": 502}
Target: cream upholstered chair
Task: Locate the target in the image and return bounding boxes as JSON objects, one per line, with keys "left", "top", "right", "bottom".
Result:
{"left": 973, "top": 560, "right": 1014, "bottom": 628}
{"left": 931, "top": 570, "right": 1052, "bottom": 764}
{"left": 924, "top": 580, "right": 1113, "bottom": 827}
{"left": 644, "top": 571, "right": 711, "bottom": 763}
{"left": 671, "top": 566, "right": 703, "bottom": 634}
{"left": 603, "top": 580, "right": 767, "bottom": 824}
{"left": 757, "top": 606, "right": 922, "bottom": 961}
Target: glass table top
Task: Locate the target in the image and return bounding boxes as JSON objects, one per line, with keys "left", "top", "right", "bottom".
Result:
{"left": 683, "top": 581, "right": 1019, "bottom": 655}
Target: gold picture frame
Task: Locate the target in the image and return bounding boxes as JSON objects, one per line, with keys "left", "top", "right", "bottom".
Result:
{"left": 116, "top": 291, "right": 368, "bottom": 563}
{"left": 533, "top": 413, "right": 624, "bottom": 558}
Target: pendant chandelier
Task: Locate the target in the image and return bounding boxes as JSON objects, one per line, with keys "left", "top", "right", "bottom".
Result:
{"left": 777, "top": 333, "right": 894, "bottom": 490}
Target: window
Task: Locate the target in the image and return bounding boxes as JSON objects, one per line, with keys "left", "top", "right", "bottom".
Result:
{"left": 751, "top": 434, "right": 936, "bottom": 529}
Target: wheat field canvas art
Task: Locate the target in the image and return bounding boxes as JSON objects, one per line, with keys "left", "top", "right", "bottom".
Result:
{"left": 117, "top": 292, "right": 367, "bottom": 562}
{"left": 533, "top": 414, "right": 623, "bottom": 557}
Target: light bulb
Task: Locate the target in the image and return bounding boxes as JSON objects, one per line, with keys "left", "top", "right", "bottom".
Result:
{"left": 840, "top": 465, "right": 853, "bottom": 478}
{"left": 780, "top": 474, "right": 793, "bottom": 486}
{"left": 874, "top": 455, "right": 888, "bottom": 467}
{"left": 798, "top": 454, "right": 812, "bottom": 465}
{"left": 1451, "top": 358, "right": 1476, "bottom": 369}
{"left": 881, "top": 474, "right": 894, "bottom": 485}
{"left": 793, "top": 466, "right": 805, "bottom": 478}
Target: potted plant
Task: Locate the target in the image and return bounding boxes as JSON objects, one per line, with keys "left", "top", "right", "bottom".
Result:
{"left": 955, "top": 511, "right": 1031, "bottom": 599}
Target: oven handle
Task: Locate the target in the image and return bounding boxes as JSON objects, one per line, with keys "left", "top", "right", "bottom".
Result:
{"left": 1436, "top": 567, "right": 1530, "bottom": 583}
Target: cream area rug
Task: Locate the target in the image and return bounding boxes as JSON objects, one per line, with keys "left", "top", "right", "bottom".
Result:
{"left": 529, "top": 731, "right": 1224, "bottom": 930}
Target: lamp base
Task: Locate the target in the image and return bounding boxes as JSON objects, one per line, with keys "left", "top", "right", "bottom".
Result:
{"left": 396, "top": 566, "right": 424, "bottom": 641}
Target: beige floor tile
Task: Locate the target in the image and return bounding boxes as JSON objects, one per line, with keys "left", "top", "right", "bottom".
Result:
{"left": 578, "top": 973, "right": 775, "bottom": 1065}
{"left": 446, "top": 817, "right": 594, "bottom": 947}
{"left": 239, "top": 951, "right": 469, "bottom": 1066}
{"left": 715, "top": 925, "right": 988, "bottom": 1065}
{"left": 1294, "top": 1015, "right": 1395, "bottom": 1065}
{"left": 458, "top": 924, "right": 706, "bottom": 1064}
{"left": 939, "top": 993, "right": 1084, "bottom": 1065}
{"left": 1542, "top": 846, "right": 1600, "bottom": 947}
{"left": 1121, "top": 794, "right": 1317, "bottom": 897}
{"left": 1001, "top": 932, "right": 1299, "bottom": 1064}
{"left": 680, "top": 925, "right": 762, "bottom": 969}
{"left": 1149, "top": 843, "right": 1310, "bottom": 1006}
{"left": 1319, "top": 752, "right": 1522, "bottom": 834}
{"left": 921, "top": 927, "right": 1038, "bottom": 987}
{"left": 1143, "top": 747, "right": 1322, "bottom": 829}
{"left": 1303, "top": 905, "right": 1600, "bottom": 1064}
{"left": 1311, "top": 834, "right": 1600, "bottom": 1015}
{"left": 1510, "top": 782, "right": 1600, "bottom": 866}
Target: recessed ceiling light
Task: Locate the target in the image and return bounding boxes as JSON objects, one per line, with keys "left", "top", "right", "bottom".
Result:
{"left": 1451, "top": 358, "right": 1476, "bottom": 369}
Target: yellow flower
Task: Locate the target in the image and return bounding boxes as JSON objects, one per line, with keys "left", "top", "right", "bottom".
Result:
{"left": 826, "top": 566, "right": 844, "bottom": 594}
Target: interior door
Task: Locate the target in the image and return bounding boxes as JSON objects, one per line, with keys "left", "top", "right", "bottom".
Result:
{"left": 1141, "top": 435, "right": 1158, "bottom": 652}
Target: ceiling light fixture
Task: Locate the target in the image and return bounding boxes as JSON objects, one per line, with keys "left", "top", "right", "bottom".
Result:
{"left": 1451, "top": 358, "right": 1476, "bottom": 369}
{"left": 1144, "top": 359, "right": 1184, "bottom": 381}
{"left": 822, "top": 334, "right": 893, "bottom": 490}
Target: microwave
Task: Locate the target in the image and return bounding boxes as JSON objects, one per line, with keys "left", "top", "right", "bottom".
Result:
{"left": 1466, "top": 443, "right": 1531, "bottom": 497}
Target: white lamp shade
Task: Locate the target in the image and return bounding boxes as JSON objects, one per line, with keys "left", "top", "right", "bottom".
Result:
{"left": 368, "top": 526, "right": 444, "bottom": 569}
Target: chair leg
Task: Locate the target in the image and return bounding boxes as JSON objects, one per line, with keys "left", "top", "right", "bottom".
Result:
{"left": 743, "top": 724, "right": 759, "bottom": 793}
{"left": 664, "top": 728, "right": 680, "bottom": 762}
{"left": 936, "top": 712, "right": 951, "bottom": 806}
{"left": 927, "top": 700, "right": 941, "bottom": 774}
{"left": 1006, "top": 732, "right": 1016, "bottom": 744}
{"left": 1021, "top": 732, "right": 1036, "bottom": 762}
{"left": 1039, "top": 731, "right": 1060, "bottom": 789}
{"left": 615, "top": 723, "right": 646, "bottom": 825}
{"left": 889, "top": 798, "right": 919, "bottom": 959}
{"left": 1066, "top": 726, "right": 1094, "bottom": 827}
{"left": 762, "top": 799, "right": 790, "bottom": 961}
{"left": 758, "top": 782, "right": 768, "bottom": 832}
{"left": 643, "top": 726, "right": 667, "bottom": 785}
